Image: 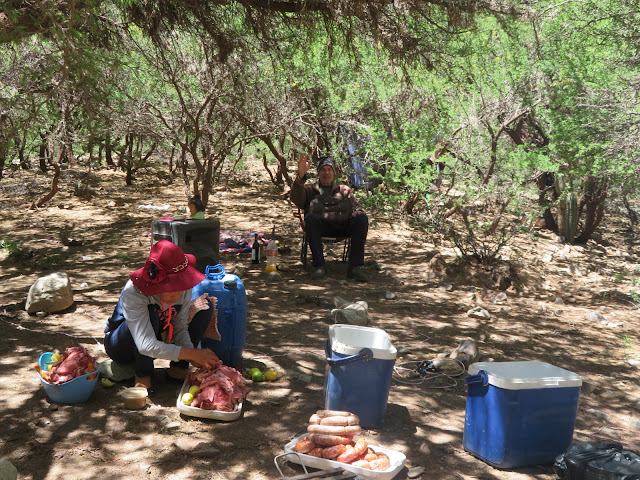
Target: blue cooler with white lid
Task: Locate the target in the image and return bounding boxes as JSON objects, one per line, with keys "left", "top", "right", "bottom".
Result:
{"left": 324, "top": 324, "right": 396, "bottom": 429}
{"left": 464, "top": 361, "right": 582, "bottom": 468}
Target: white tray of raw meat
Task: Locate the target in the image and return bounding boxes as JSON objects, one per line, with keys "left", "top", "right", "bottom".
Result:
{"left": 283, "top": 434, "right": 406, "bottom": 480}
{"left": 175, "top": 380, "right": 242, "bottom": 421}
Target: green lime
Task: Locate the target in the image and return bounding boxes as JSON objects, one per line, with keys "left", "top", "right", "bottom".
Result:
{"left": 251, "top": 370, "right": 264, "bottom": 382}
{"left": 249, "top": 367, "right": 261, "bottom": 376}
{"left": 188, "top": 385, "right": 199, "bottom": 396}
{"left": 181, "top": 392, "right": 194, "bottom": 405}
{"left": 101, "top": 378, "right": 115, "bottom": 388}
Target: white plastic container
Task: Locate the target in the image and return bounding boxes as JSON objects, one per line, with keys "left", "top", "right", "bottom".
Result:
{"left": 175, "top": 380, "right": 242, "bottom": 421}
{"left": 284, "top": 434, "right": 406, "bottom": 480}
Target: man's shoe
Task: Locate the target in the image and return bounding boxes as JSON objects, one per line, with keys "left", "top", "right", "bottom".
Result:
{"left": 310, "top": 266, "right": 327, "bottom": 279}
{"left": 347, "top": 266, "right": 368, "bottom": 282}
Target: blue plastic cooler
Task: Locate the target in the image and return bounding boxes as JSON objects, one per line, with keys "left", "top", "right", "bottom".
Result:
{"left": 464, "top": 361, "right": 582, "bottom": 468}
{"left": 324, "top": 325, "right": 397, "bottom": 429}
{"left": 191, "top": 264, "right": 246, "bottom": 369}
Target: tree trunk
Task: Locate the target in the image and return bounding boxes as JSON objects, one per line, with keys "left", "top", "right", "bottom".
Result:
{"left": 0, "top": 138, "right": 7, "bottom": 181}
{"left": 30, "top": 161, "right": 61, "bottom": 209}
{"left": 105, "top": 133, "right": 114, "bottom": 167}
{"left": 125, "top": 134, "right": 134, "bottom": 185}
{"left": 574, "top": 176, "right": 608, "bottom": 244}
{"left": 259, "top": 135, "right": 292, "bottom": 189}
{"left": 536, "top": 172, "right": 558, "bottom": 232}
{"left": 39, "top": 132, "right": 49, "bottom": 172}
{"left": 622, "top": 195, "right": 638, "bottom": 226}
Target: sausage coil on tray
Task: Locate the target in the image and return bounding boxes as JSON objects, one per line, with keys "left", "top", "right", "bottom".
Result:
{"left": 292, "top": 409, "right": 391, "bottom": 471}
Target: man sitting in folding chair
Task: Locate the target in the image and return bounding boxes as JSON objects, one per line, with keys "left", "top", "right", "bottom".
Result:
{"left": 290, "top": 153, "right": 369, "bottom": 282}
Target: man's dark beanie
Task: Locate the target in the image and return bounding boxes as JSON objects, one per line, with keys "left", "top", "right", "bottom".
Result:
{"left": 317, "top": 156, "right": 336, "bottom": 172}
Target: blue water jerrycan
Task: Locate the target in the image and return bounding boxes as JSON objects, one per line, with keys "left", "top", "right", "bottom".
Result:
{"left": 191, "top": 264, "right": 247, "bottom": 369}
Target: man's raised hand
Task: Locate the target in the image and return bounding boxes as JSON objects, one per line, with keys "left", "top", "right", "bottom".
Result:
{"left": 298, "top": 153, "right": 311, "bottom": 179}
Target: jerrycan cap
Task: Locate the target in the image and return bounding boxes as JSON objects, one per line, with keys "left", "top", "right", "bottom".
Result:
{"left": 224, "top": 280, "right": 237, "bottom": 290}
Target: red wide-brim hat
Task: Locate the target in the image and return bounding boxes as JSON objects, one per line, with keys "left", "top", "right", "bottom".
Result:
{"left": 130, "top": 240, "right": 205, "bottom": 296}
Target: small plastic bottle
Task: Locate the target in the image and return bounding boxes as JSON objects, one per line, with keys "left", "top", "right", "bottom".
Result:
{"left": 251, "top": 233, "right": 260, "bottom": 264}
{"left": 265, "top": 237, "right": 278, "bottom": 272}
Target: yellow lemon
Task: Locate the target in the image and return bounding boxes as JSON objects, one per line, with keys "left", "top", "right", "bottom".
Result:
{"left": 251, "top": 371, "right": 264, "bottom": 382}
{"left": 264, "top": 370, "right": 277, "bottom": 381}
{"left": 181, "top": 392, "right": 194, "bottom": 405}
{"left": 188, "top": 385, "right": 199, "bottom": 396}
{"left": 101, "top": 378, "right": 115, "bottom": 388}
{"left": 51, "top": 353, "right": 62, "bottom": 363}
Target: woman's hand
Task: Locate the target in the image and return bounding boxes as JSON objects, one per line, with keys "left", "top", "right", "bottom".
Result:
{"left": 179, "top": 347, "right": 219, "bottom": 368}
{"left": 298, "top": 153, "right": 311, "bottom": 179}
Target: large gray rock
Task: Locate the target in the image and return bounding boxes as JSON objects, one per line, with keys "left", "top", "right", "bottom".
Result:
{"left": 0, "top": 460, "right": 17, "bottom": 480}
{"left": 25, "top": 272, "right": 74, "bottom": 313}
{"left": 331, "top": 301, "right": 369, "bottom": 326}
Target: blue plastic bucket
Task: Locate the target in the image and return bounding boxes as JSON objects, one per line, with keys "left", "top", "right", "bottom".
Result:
{"left": 324, "top": 325, "right": 396, "bottom": 429}
{"left": 464, "top": 361, "right": 582, "bottom": 468}
{"left": 37, "top": 352, "right": 100, "bottom": 404}
{"left": 191, "top": 264, "right": 247, "bottom": 369}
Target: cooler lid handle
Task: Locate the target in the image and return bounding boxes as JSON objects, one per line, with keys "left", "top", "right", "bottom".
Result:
{"left": 205, "top": 264, "right": 225, "bottom": 280}
{"left": 464, "top": 370, "right": 489, "bottom": 386}
{"left": 325, "top": 340, "right": 373, "bottom": 366}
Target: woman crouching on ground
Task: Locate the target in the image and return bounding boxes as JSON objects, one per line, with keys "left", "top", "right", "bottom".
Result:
{"left": 103, "top": 240, "right": 218, "bottom": 389}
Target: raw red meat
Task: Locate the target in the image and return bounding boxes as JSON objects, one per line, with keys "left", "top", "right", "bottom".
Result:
{"left": 48, "top": 346, "right": 97, "bottom": 384}
{"left": 186, "top": 362, "right": 250, "bottom": 411}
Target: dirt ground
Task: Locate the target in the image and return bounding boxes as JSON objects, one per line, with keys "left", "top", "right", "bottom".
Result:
{"left": 1, "top": 161, "right": 639, "bottom": 480}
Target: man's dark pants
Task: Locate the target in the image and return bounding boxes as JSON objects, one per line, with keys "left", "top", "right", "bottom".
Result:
{"left": 304, "top": 212, "right": 368, "bottom": 268}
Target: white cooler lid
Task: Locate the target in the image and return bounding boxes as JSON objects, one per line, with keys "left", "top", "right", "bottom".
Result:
{"left": 329, "top": 324, "right": 397, "bottom": 360}
{"left": 468, "top": 361, "right": 582, "bottom": 390}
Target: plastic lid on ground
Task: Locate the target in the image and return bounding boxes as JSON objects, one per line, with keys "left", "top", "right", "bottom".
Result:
{"left": 468, "top": 361, "right": 582, "bottom": 390}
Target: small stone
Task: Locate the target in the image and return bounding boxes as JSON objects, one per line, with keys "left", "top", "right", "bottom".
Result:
{"left": 629, "top": 359, "right": 640, "bottom": 369}
{"left": 337, "top": 279, "right": 347, "bottom": 285}
{"left": 385, "top": 291, "right": 396, "bottom": 300}
{"left": 234, "top": 265, "right": 247, "bottom": 277}
{"left": 586, "top": 408, "right": 611, "bottom": 423}
{"left": 36, "top": 311, "right": 47, "bottom": 317}
{"left": 439, "top": 282, "right": 453, "bottom": 291}
{"left": 418, "top": 442, "right": 431, "bottom": 455}
{"left": 81, "top": 256, "right": 92, "bottom": 261}
{"left": 554, "top": 297, "right": 565, "bottom": 305}
{"left": 397, "top": 346, "right": 412, "bottom": 355}
{"left": 80, "top": 282, "right": 88, "bottom": 288}
{"left": 467, "top": 306, "right": 490, "bottom": 320}
{"left": 192, "top": 445, "right": 221, "bottom": 457}
{"left": 495, "top": 292, "right": 507, "bottom": 302}
{"left": 163, "top": 421, "right": 181, "bottom": 430}
{"left": 407, "top": 466, "right": 426, "bottom": 478}
{"left": 287, "top": 279, "right": 295, "bottom": 284}
{"left": 628, "top": 418, "right": 640, "bottom": 430}
{"left": 587, "top": 311, "right": 605, "bottom": 323}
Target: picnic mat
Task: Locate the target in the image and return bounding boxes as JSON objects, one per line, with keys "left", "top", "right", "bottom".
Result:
{"left": 219, "top": 231, "right": 267, "bottom": 254}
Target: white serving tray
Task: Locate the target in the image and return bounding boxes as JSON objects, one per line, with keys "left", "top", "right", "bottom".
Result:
{"left": 283, "top": 434, "right": 406, "bottom": 480}
{"left": 176, "top": 380, "right": 242, "bottom": 421}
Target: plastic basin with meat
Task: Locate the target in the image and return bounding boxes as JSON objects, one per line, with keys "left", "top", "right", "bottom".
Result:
{"left": 37, "top": 352, "right": 100, "bottom": 404}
